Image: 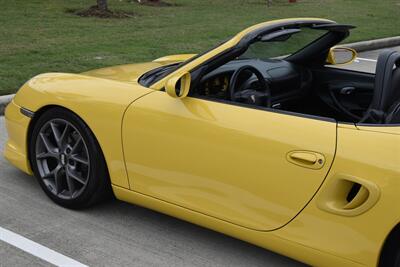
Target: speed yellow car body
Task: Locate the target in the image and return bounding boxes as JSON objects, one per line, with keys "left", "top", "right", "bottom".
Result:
{"left": 4, "top": 18, "right": 400, "bottom": 267}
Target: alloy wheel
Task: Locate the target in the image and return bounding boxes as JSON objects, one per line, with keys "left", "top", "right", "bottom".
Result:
{"left": 35, "top": 119, "right": 90, "bottom": 200}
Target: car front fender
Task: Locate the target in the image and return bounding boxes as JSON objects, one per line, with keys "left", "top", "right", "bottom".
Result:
{"left": 10, "top": 72, "right": 153, "bottom": 189}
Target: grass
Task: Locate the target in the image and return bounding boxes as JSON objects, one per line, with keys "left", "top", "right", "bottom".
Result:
{"left": 1, "top": 0, "right": 399, "bottom": 95}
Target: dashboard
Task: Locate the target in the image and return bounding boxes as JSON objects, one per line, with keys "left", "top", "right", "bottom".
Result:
{"left": 197, "top": 59, "right": 312, "bottom": 108}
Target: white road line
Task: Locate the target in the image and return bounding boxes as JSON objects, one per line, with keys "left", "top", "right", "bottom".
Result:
{"left": 0, "top": 226, "right": 88, "bottom": 267}
{"left": 355, "top": 57, "right": 378, "bottom": 62}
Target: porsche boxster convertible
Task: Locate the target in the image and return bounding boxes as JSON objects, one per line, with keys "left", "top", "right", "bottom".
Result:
{"left": 4, "top": 18, "right": 400, "bottom": 267}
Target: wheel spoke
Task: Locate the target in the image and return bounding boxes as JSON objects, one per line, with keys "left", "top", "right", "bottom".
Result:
{"left": 36, "top": 152, "right": 58, "bottom": 160}
{"left": 66, "top": 167, "right": 86, "bottom": 185}
{"left": 39, "top": 132, "right": 57, "bottom": 153}
{"left": 42, "top": 164, "right": 58, "bottom": 178}
{"left": 59, "top": 124, "right": 70, "bottom": 147}
{"left": 70, "top": 154, "right": 89, "bottom": 165}
{"left": 65, "top": 171, "right": 75, "bottom": 197}
{"left": 42, "top": 164, "right": 64, "bottom": 195}
{"left": 53, "top": 166, "right": 64, "bottom": 195}
{"left": 50, "top": 122, "right": 61, "bottom": 148}
{"left": 71, "top": 136, "right": 82, "bottom": 154}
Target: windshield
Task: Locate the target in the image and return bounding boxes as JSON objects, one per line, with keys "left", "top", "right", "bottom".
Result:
{"left": 239, "top": 27, "right": 329, "bottom": 60}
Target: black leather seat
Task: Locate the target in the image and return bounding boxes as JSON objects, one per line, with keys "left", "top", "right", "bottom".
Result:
{"left": 360, "top": 50, "right": 400, "bottom": 124}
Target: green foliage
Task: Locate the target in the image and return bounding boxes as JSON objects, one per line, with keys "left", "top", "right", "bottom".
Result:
{"left": 1, "top": 0, "right": 399, "bottom": 94}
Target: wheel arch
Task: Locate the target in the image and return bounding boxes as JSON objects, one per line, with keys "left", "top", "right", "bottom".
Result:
{"left": 26, "top": 105, "right": 112, "bottom": 188}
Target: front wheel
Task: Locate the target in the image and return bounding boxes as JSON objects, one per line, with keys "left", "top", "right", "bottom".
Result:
{"left": 30, "top": 107, "right": 111, "bottom": 209}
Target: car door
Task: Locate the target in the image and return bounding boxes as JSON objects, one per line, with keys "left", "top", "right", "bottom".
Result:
{"left": 122, "top": 91, "right": 336, "bottom": 231}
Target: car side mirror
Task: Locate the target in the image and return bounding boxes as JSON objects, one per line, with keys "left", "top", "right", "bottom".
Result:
{"left": 326, "top": 47, "right": 357, "bottom": 65}
{"left": 165, "top": 72, "right": 191, "bottom": 98}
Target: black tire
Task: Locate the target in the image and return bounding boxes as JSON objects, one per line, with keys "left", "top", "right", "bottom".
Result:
{"left": 379, "top": 225, "right": 400, "bottom": 267}
{"left": 395, "top": 251, "right": 400, "bottom": 267}
{"left": 380, "top": 246, "right": 400, "bottom": 267}
{"left": 29, "top": 107, "right": 111, "bottom": 209}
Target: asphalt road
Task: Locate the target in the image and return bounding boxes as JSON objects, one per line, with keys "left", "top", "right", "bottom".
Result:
{"left": 1, "top": 46, "right": 400, "bottom": 267}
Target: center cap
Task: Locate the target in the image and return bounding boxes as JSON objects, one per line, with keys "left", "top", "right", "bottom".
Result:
{"left": 60, "top": 154, "right": 67, "bottom": 166}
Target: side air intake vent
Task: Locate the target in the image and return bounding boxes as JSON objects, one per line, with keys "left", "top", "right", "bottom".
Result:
{"left": 317, "top": 174, "right": 380, "bottom": 217}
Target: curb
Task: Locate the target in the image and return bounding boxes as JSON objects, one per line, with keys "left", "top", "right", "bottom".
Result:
{"left": 346, "top": 36, "right": 400, "bottom": 52}
{"left": 0, "top": 37, "right": 400, "bottom": 116}
{"left": 0, "top": 94, "right": 14, "bottom": 116}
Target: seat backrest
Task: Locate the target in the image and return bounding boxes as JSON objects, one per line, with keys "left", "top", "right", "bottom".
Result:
{"left": 361, "top": 50, "right": 400, "bottom": 123}
{"left": 385, "top": 68, "right": 400, "bottom": 124}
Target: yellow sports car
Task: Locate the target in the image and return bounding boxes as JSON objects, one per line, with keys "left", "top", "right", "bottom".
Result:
{"left": 4, "top": 18, "right": 400, "bottom": 267}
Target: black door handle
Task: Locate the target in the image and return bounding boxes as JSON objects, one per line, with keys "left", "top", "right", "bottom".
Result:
{"left": 340, "top": 86, "right": 356, "bottom": 95}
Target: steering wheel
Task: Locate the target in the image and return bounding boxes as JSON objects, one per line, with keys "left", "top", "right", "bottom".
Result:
{"left": 229, "top": 65, "right": 272, "bottom": 108}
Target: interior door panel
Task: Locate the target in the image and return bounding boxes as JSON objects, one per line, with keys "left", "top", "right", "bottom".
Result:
{"left": 312, "top": 68, "right": 375, "bottom": 118}
{"left": 122, "top": 91, "right": 337, "bottom": 231}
